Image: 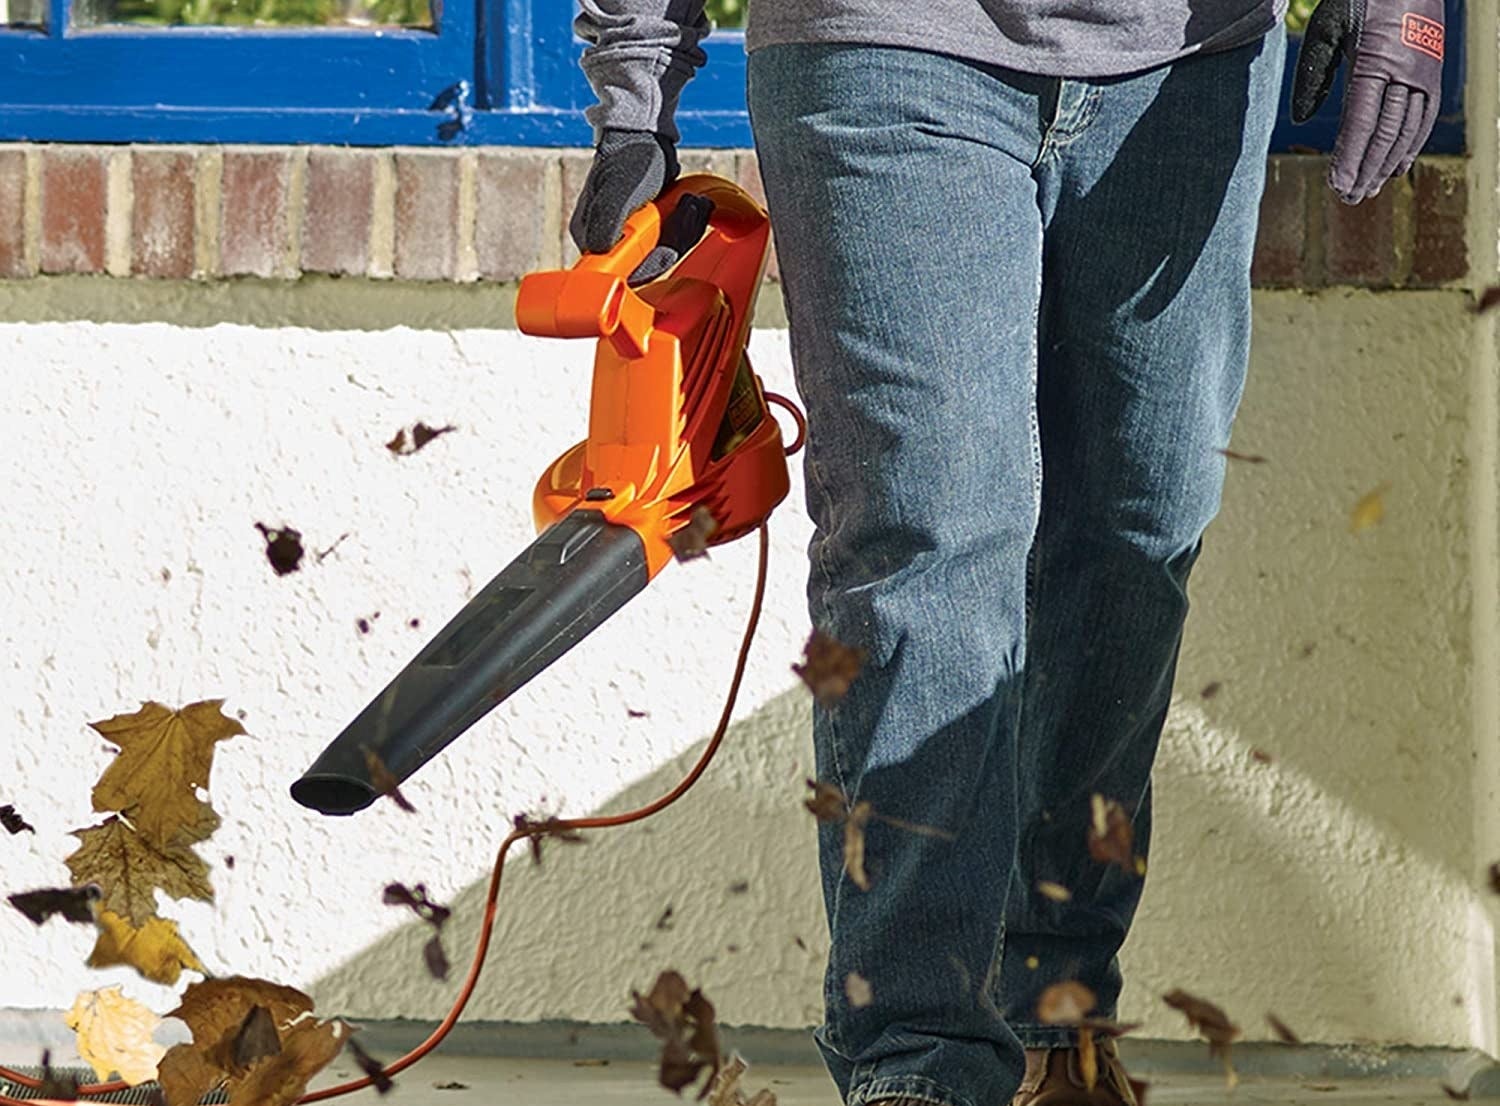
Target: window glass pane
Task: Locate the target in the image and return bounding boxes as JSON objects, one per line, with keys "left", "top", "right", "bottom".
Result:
{"left": 705, "top": 0, "right": 744, "bottom": 29}
{"left": 0, "top": 0, "right": 46, "bottom": 27}
{"left": 72, "top": 0, "right": 430, "bottom": 28}
{"left": 1285, "top": 0, "right": 1315, "bottom": 33}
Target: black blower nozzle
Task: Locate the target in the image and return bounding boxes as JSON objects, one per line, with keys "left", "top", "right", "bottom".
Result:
{"left": 291, "top": 509, "right": 648, "bottom": 816}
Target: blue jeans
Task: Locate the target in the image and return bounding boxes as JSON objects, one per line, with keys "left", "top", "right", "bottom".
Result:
{"left": 748, "top": 26, "right": 1286, "bottom": 1106}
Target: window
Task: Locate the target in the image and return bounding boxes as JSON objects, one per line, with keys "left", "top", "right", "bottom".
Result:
{"left": 0, "top": 0, "right": 1464, "bottom": 150}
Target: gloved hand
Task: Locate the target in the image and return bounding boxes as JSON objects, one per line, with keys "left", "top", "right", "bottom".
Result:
{"left": 1291, "top": 0, "right": 1444, "bottom": 204}
{"left": 569, "top": 127, "right": 682, "bottom": 284}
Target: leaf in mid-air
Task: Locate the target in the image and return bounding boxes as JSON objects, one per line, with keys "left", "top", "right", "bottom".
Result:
{"left": 1087, "top": 795, "right": 1143, "bottom": 876}
{"left": 8, "top": 884, "right": 101, "bottom": 926}
{"left": 668, "top": 506, "right": 720, "bottom": 561}
{"left": 0, "top": 803, "right": 35, "bottom": 834}
{"left": 345, "top": 1035, "right": 395, "bottom": 1095}
{"left": 630, "top": 971, "right": 722, "bottom": 1099}
{"left": 1163, "top": 988, "right": 1241, "bottom": 1088}
{"left": 1349, "top": 483, "right": 1391, "bottom": 534}
{"left": 254, "top": 523, "right": 305, "bottom": 576}
{"left": 65, "top": 986, "right": 168, "bottom": 1086}
{"left": 88, "top": 910, "right": 207, "bottom": 987}
{"left": 792, "top": 630, "right": 868, "bottom": 706}
{"left": 1037, "top": 981, "right": 1097, "bottom": 1025}
{"left": 65, "top": 815, "right": 214, "bottom": 928}
{"left": 89, "top": 700, "right": 242, "bottom": 850}
{"left": 226, "top": 1018, "right": 347, "bottom": 1106}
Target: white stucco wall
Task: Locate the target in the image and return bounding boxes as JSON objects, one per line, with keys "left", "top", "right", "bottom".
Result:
{"left": 0, "top": 284, "right": 1490, "bottom": 1052}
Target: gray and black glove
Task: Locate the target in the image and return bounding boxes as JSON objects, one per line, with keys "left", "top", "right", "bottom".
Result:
{"left": 1291, "top": 0, "right": 1445, "bottom": 204}
{"left": 569, "top": 127, "right": 683, "bottom": 284}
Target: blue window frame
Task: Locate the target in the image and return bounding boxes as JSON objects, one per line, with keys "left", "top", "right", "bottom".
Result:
{"left": 0, "top": 0, "right": 1466, "bottom": 150}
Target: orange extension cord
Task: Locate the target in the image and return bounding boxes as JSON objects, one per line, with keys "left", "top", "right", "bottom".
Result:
{"left": 0, "top": 390, "right": 805, "bottom": 1106}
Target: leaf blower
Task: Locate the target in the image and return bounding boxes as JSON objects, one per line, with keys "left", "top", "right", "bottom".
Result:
{"left": 291, "top": 175, "right": 797, "bottom": 816}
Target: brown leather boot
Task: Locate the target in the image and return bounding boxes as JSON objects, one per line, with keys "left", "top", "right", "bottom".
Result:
{"left": 1009, "top": 1038, "right": 1140, "bottom": 1106}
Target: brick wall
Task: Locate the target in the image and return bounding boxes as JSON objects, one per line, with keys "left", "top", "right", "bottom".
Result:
{"left": 0, "top": 144, "right": 1469, "bottom": 288}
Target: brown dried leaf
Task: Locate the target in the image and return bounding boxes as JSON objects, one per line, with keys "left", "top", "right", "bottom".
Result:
{"left": 1079, "top": 1026, "right": 1097, "bottom": 1091}
{"left": 345, "top": 1036, "right": 394, "bottom": 1095}
{"left": 8, "top": 884, "right": 101, "bottom": 926}
{"left": 1349, "top": 482, "right": 1390, "bottom": 534}
{"left": 1219, "top": 448, "right": 1269, "bottom": 464}
{"left": 1200, "top": 681, "right": 1222, "bottom": 699}
{"left": 226, "top": 1018, "right": 346, "bottom": 1106}
{"left": 844, "top": 803, "right": 872, "bottom": 891}
{"left": 433, "top": 1080, "right": 469, "bottom": 1090}
{"left": 382, "top": 882, "right": 451, "bottom": 929}
{"left": 844, "top": 972, "right": 873, "bottom": 1008}
{"left": 1036, "top": 881, "right": 1072, "bottom": 903}
{"left": 669, "top": 506, "right": 720, "bottom": 561}
{"left": 1037, "top": 981, "right": 1096, "bottom": 1025}
{"left": 89, "top": 699, "right": 241, "bottom": 850}
{"left": 1086, "top": 795, "right": 1140, "bottom": 876}
{"left": 630, "top": 971, "right": 722, "bottom": 1100}
{"left": 157, "top": 1043, "right": 225, "bottom": 1106}
{"left": 387, "top": 422, "right": 456, "bottom": 456}
{"left": 1162, "top": 989, "right": 1239, "bottom": 1046}
{"left": 38, "top": 1048, "right": 80, "bottom": 1102}
{"left": 803, "top": 779, "right": 847, "bottom": 823}
{"left": 1, "top": 803, "right": 35, "bottom": 834}
{"left": 513, "top": 813, "right": 585, "bottom": 865}
{"left": 254, "top": 522, "right": 305, "bottom": 575}
{"left": 363, "top": 748, "right": 416, "bottom": 814}
{"left": 792, "top": 629, "right": 868, "bottom": 706}
{"left": 423, "top": 935, "right": 450, "bottom": 981}
{"left": 169, "top": 976, "right": 315, "bottom": 1072}
{"left": 1266, "top": 1011, "right": 1301, "bottom": 1044}
{"left": 707, "top": 1054, "right": 779, "bottom": 1106}
{"left": 1129, "top": 1078, "right": 1151, "bottom": 1106}
{"left": 65, "top": 815, "right": 214, "bottom": 928}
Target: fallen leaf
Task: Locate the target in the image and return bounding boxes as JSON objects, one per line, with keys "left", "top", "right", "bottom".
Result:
{"left": 1266, "top": 1012, "right": 1300, "bottom": 1043}
{"left": 254, "top": 522, "right": 305, "bottom": 576}
{"left": 1162, "top": 988, "right": 1240, "bottom": 1088}
{"left": 38, "top": 1048, "right": 80, "bottom": 1101}
{"left": 65, "top": 815, "right": 214, "bottom": 928}
{"left": 1349, "top": 482, "right": 1391, "bottom": 534}
{"left": 1, "top": 803, "right": 35, "bottom": 834}
{"left": 844, "top": 973, "right": 873, "bottom": 1008}
{"left": 1220, "top": 448, "right": 1269, "bottom": 464}
{"left": 1306, "top": 1083, "right": 1341, "bottom": 1093}
{"left": 363, "top": 749, "right": 416, "bottom": 814}
{"left": 158, "top": 1044, "right": 225, "bottom": 1106}
{"left": 793, "top": 629, "right": 868, "bottom": 706}
{"left": 1086, "top": 795, "right": 1140, "bottom": 876}
{"left": 1037, "top": 981, "right": 1096, "bottom": 1025}
{"left": 227, "top": 1018, "right": 347, "bottom": 1106}
{"left": 433, "top": 1080, "right": 469, "bottom": 1090}
{"left": 345, "top": 1036, "right": 394, "bottom": 1095}
{"left": 422, "top": 935, "right": 450, "bottom": 981}
{"left": 8, "top": 884, "right": 101, "bottom": 926}
{"left": 573, "top": 1058, "right": 610, "bottom": 1067}
{"left": 844, "top": 803, "right": 873, "bottom": 890}
{"left": 65, "top": 986, "right": 167, "bottom": 1085}
{"left": 1036, "top": 881, "right": 1072, "bottom": 903}
{"left": 387, "top": 422, "right": 456, "bottom": 456}
{"left": 1473, "top": 287, "right": 1500, "bottom": 315}
{"left": 88, "top": 910, "right": 207, "bottom": 987}
{"left": 669, "top": 506, "right": 720, "bottom": 561}
{"left": 1079, "top": 1026, "right": 1097, "bottom": 1091}
{"left": 630, "top": 971, "right": 722, "bottom": 1099}
{"left": 512, "top": 813, "right": 585, "bottom": 865}
{"left": 707, "top": 1054, "right": 778, "bottom": 1106}
{"left": 89, "top": 700, "right": 242, "bottom": 850}
{"left": 230, "top": 1006, "right": 281, "bottom": 1073}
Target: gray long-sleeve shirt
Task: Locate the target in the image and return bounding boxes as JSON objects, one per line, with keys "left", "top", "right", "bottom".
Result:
{"left": 574, "top": 0, "right": 1288, "bottom": 141}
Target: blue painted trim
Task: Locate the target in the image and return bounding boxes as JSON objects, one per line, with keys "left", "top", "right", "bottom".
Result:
{"left": 0, "top": 0, "right": 1467, "bottom": 152}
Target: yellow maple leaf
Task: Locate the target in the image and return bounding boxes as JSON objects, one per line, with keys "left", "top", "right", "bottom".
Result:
{"left": 90, "top": 700, "right": 243, "bottom": 848}
{"left": 227, "top": 1018, "right": 347, "bottom": 1106}
{"left": 65, "top": 815, "right": 214, "bottom": 928}
{"left": 64, "top": 986, "right": 167, "bottom": 1086}
{"left": 1349, "top": 482, "right": 1391, "bottom": 534}
{"left": 88, "top": 910, "right": 206, "bottom": 986}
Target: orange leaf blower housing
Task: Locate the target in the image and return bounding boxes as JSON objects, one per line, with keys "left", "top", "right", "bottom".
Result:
{"left": 291, "top": 175, "right": 792, "bottom": 817}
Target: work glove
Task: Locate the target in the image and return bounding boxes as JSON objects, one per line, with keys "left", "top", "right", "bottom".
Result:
{"left": 569, "top": 127, "right": 683, "bottom": 284}
{"left": 1291, "top": 0, "right": 1445, "bottom": 204}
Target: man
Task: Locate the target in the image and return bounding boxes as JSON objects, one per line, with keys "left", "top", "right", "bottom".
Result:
{"left": 568, "top": 4, "right": 1445, "bottom": 1106}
